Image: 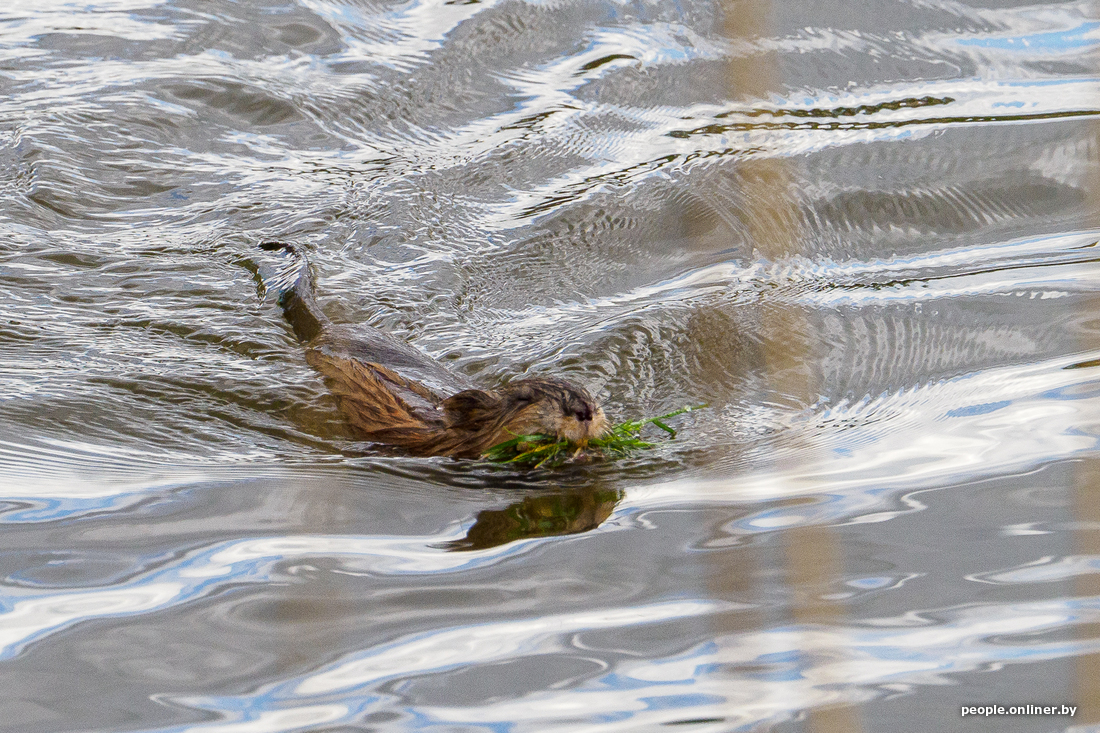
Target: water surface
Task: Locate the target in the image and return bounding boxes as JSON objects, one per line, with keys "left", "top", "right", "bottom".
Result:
{"left": 2, "top": 0, "right": 1100, "bottom": 730}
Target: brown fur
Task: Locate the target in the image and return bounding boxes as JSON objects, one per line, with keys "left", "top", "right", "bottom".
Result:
{"left": 267, "top": 243, "right": 608, "bottom": 458}
{"left": 308, "top": 347, "right": 608, "bottom": 457}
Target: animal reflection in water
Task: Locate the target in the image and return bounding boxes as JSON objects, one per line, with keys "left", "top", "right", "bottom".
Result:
{"left": 262, "top": 243, "right": 609, "bottom": 458}
{"left": 445, "top": 489, "right": 623, "bottom": 551}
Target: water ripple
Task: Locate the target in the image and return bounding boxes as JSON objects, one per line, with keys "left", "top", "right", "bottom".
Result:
{"left": 627, "top": 349, "right": 1100, "bottom": 526}
{"left": 0, "top": 523, "right": 625, "bottom": 660}
{"left": 2, "top": 0, "right": 1099, "bottom": 728}
{"left": 122, "top": 594, "right": 1100, "bottom": 732}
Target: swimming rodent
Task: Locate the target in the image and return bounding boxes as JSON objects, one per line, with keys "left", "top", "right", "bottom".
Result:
{"left": 262, "top": 242, "right": 609, "bottom": 458}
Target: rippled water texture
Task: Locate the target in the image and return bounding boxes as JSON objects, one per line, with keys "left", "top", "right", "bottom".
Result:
{"left": 2, "top": 0, "right": 1100, "bottom": 730}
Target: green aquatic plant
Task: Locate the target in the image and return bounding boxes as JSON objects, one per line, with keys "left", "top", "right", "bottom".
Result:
{"left": 482, "top": 405, "right": 704, "bottom": 468}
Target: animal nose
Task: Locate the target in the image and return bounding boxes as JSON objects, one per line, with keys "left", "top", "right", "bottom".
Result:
{"left": 574, "top": 407, "right": 593, "bottom": 422}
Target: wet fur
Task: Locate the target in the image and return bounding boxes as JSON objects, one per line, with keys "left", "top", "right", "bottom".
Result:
{"left": 264, "top": 243, "right": 608, "bottom": 457}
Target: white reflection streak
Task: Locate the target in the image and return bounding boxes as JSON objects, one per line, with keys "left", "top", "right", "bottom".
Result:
{"left": 969, "top": 554, "right": 1100, "bottom": 584}
{"left": 184, "top": 532, "right": 527, "bottom": 579}
{"left": 0, "top": 1, "right": 180, "bottom": 46}
{"left": 295, "top": 600, "right": 727, "bottom": 695}
{"left": 629, "top": 351, "right": 1100, "bottom": 513}
{"left": 0, "top": 582, "right": 183, "bottom": 652}
{"left": 0, "top": 436, "right": 226, "bottom": 499}
{"left": 421, "top": 598, "right": 1100, "bottom": 732}
{"left": 2, "top": 0, "right": 169, "bottom": 10}
{"left": 146, "top": 600, "right": 734, "bottom": 733}
{"left": 0, "top": 528, "right": 549, "bottom": 659}
{"left": 169, "top": 596, "right": 1100, "bottom": 733}
{"left": 180, "top": 706, "right": 349, "bottom": 733}
{"left": 489, "top": 229, "right": 1100, "bottom": 335}
{"left": 298, "top": 0, "right": 496, "bottom": 72}
{"left": 487, "top": 77, "right": 1100, "bottom": 229}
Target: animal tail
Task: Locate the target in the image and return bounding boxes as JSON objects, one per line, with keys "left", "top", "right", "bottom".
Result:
{"left": 259, "top": 241, "right": 329, "bottom": 343}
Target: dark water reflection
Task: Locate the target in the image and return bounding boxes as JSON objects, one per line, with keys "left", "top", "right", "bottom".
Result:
{"left": 2, "top": 0, "right": 1100, "bottom": 730}
{"left": 445, "top": 488, "right": 623, "bottom": 550}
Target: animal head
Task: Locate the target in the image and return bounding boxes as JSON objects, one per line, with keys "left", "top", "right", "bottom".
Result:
{"left": 442, "top": 376, "right": 609, "bottom": 449}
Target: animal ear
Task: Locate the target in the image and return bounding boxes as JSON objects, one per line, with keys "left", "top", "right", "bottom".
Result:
{"left": 442, "top": 390, "right": 501, "bottom": 430}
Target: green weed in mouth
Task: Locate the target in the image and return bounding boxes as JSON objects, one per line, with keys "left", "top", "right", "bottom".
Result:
{"left": 482, "top": 405, "right": 704, "bottom": 468}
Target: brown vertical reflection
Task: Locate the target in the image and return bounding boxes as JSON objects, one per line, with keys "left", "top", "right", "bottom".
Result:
{"left": 1074, "top": 463, "right": 1100, "bottom": 722}
{"left": 719, "top": 1, "right": 861, "bottom": 730}
{"left": 1073, "top": 113, "right": 1100, "bottom": 721}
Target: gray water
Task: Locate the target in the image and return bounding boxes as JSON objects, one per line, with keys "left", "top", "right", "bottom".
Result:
{"left": 2, "top": 0, "right": 1100, "bottom": 731}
